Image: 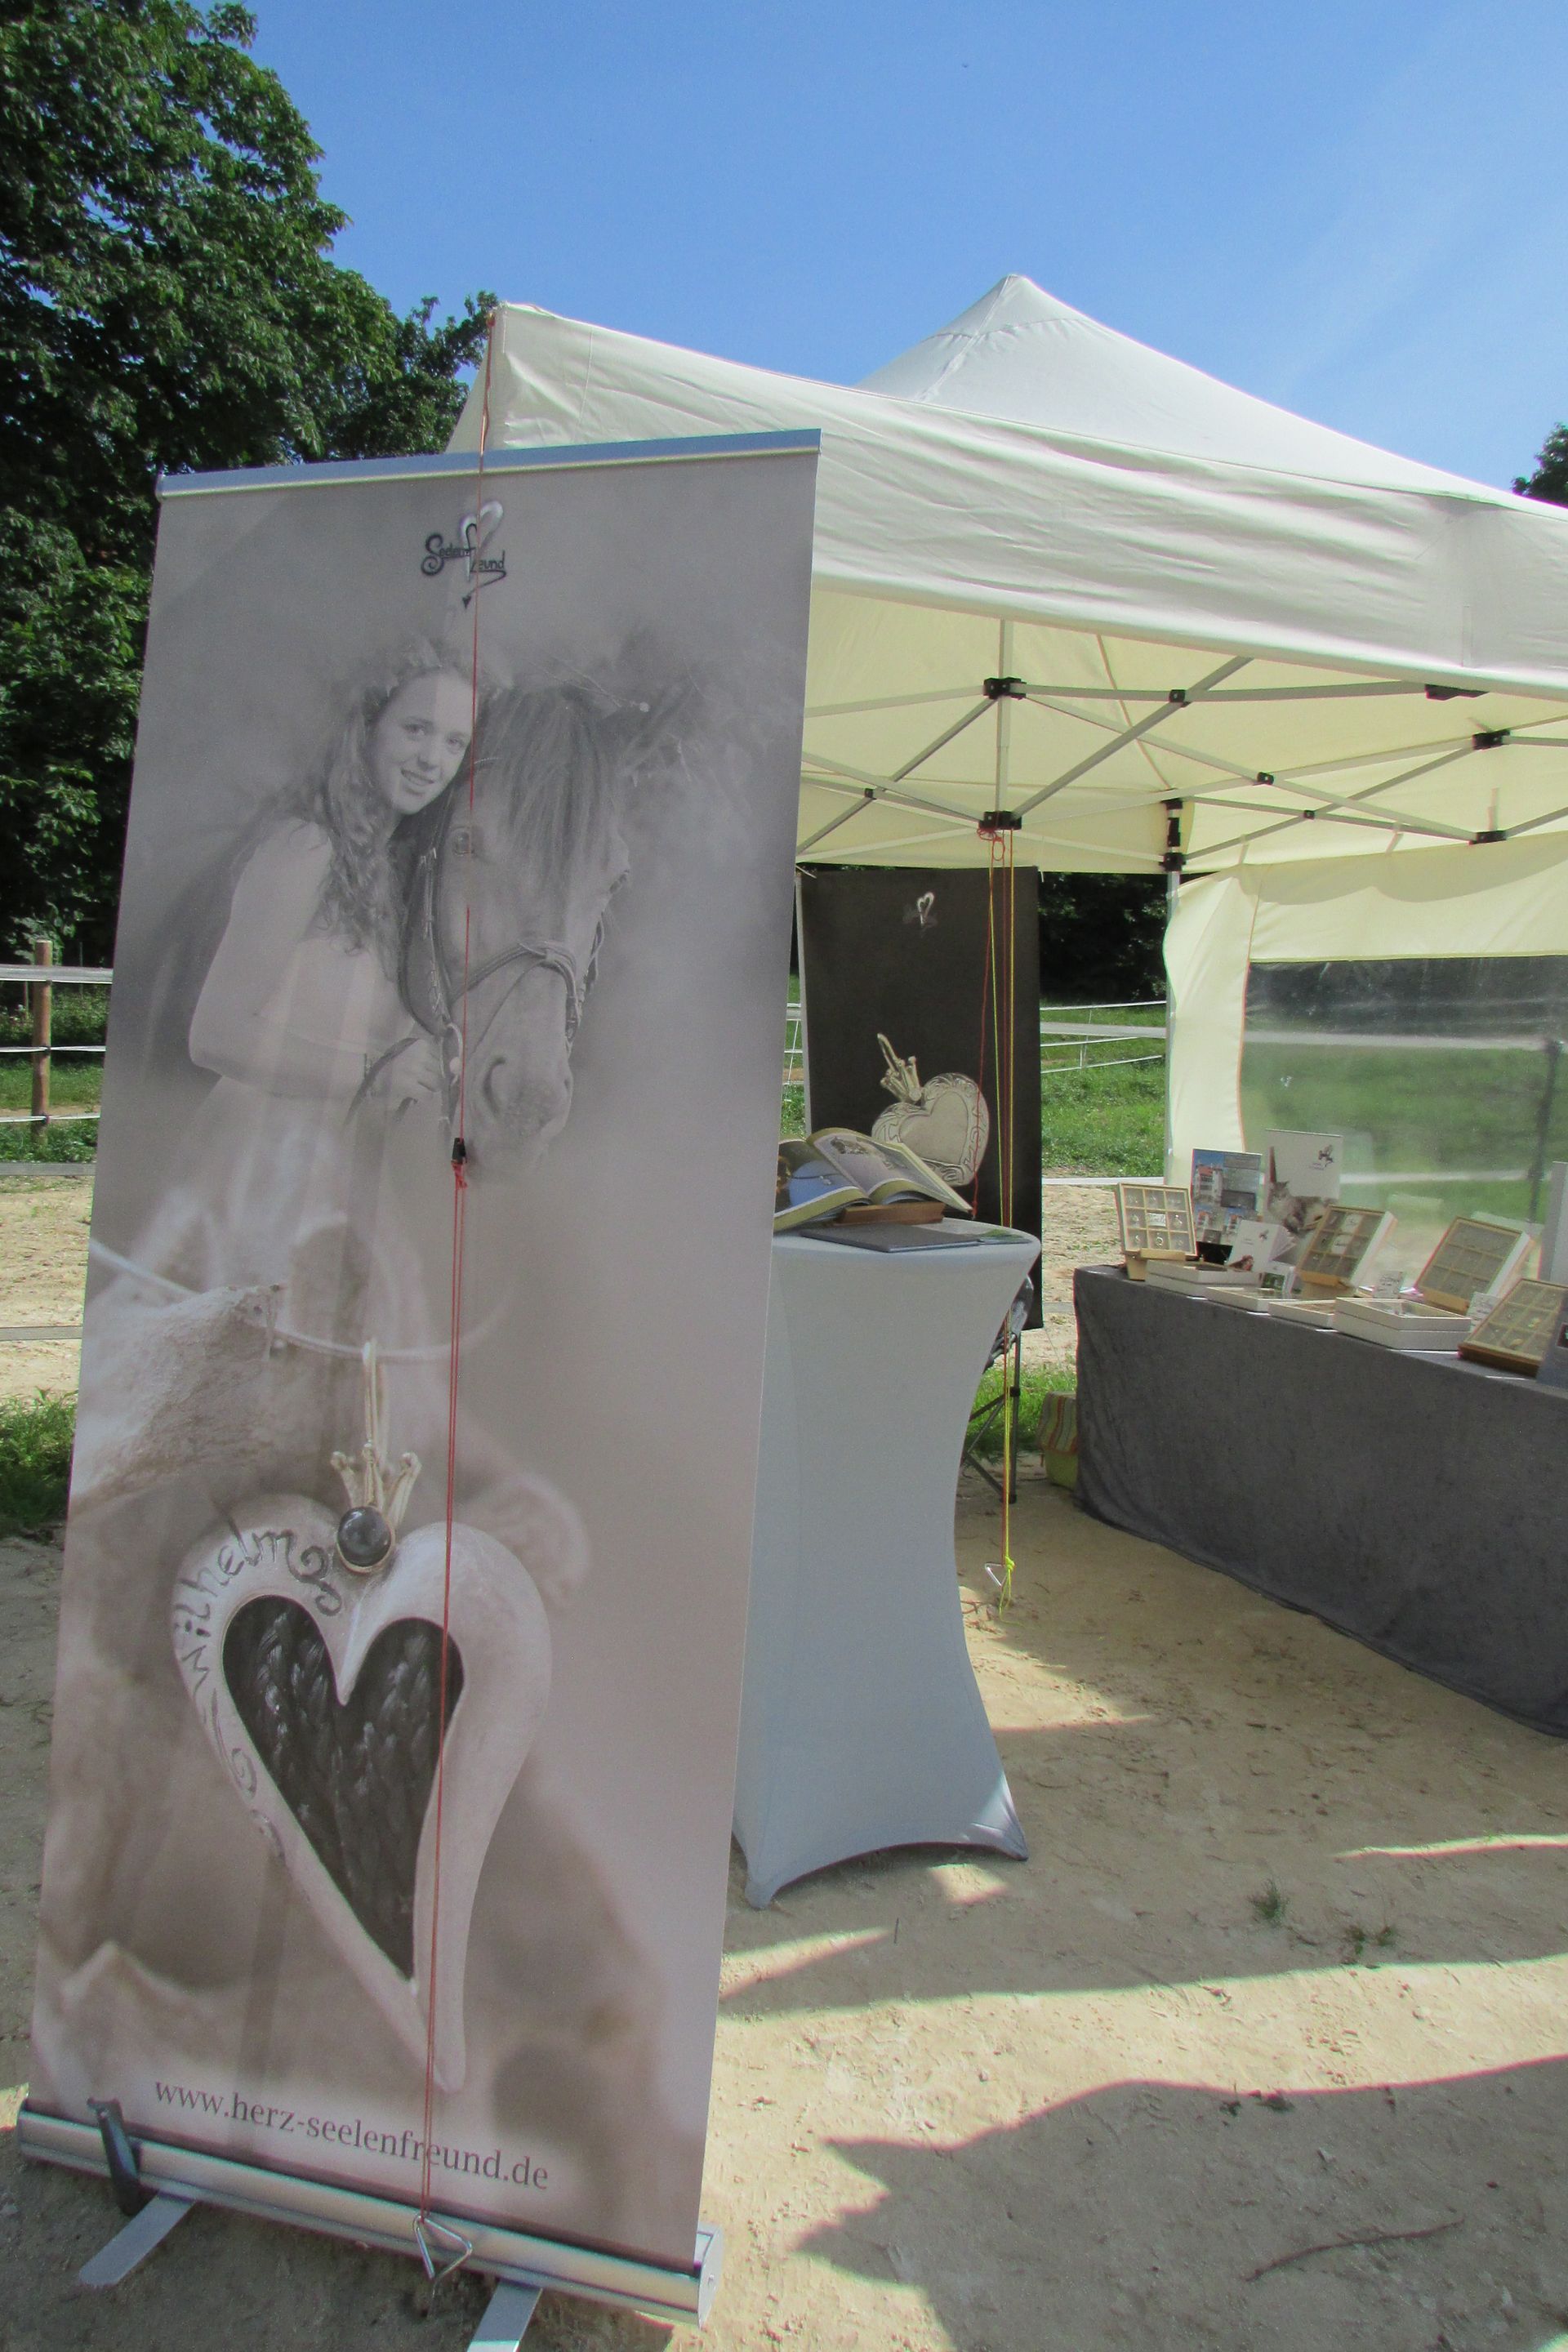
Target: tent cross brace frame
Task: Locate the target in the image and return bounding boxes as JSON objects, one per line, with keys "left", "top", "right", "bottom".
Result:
{"left": 800, "top": 648, "right": 1546, "bottom": 863}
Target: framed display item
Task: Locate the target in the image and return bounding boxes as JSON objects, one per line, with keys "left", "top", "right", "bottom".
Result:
{"left": 1116, "top": 1183, "right": 1196, "bottom": 1263}
{"left": 1263, "top": 1295, "right": 1338, "bottom": 1329}
{"left": 1294, "top": 1205, "right": 1395, "bottom": 1294}
{"left": 1334, "top": 1298, "right": 1475, "bottom": 1351}
{"left": 1414, "top": 1217, "right": 1536, "bottom": 1314}
{"left": 1459, "top": 1278, "right": 1568, "bottom": 1374}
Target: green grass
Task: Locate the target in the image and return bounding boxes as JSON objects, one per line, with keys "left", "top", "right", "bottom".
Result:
{"left": 1040, "top": 1057, "right": 1165, "bottom": 1177}
{"left": 1242, "top": 1037, "right": 1568, "bottom": 1251}
{"left": 0, "top": 985, "right": 109, "bottom": 1048}
{"left": 0, "top": 1392, "right": 75, "bottom": 1536}
{"left": 0, "top": 1120, "right": 97, "bottom": 1163}
{"left": 965, "top": 1360, "right": 1076, "bottom": 1459}
{"left": 0, "top": 982, "right": 105, "bottom": 1159}
{"left": 1250, "top": 1878, "right": 1290, "bottom": 1927}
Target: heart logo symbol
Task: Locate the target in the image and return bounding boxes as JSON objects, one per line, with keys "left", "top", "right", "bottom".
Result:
{"left": 458, "top": 500, "right": 506, "bottom": 604}
{"left": 172, "top": 1497, "right": 550, "bottom": 2091}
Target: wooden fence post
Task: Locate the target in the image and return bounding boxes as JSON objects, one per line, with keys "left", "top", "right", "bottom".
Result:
{"left": 29, "top": 938, "right": 52, "bottom": 1127}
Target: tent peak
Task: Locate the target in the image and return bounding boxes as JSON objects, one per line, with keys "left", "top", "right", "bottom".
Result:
{"left": 859, "top": 274, "right": 1487, "bottom": 497}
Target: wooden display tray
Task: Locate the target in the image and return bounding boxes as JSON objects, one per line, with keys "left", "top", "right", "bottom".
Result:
{"left": 1263, "top": 1295, "right": 1337, "bottom": 1329}
{"left": 1294, "top": 1205, "right": 1395, "bottom": 1294}
{"left": 1334, "top": 1298, "right": 1473, "bottom": 1351}
{"left": 1143, "top": 1260, "right": 1258, "bottom": 1295}
{"left": 1459, "top": 1277, "right": 1568, "bottom": 1375}
{"left": 1414, "top": 1217, "right": 1535, "bottom": 1315}
{"left": 1116, "top": 1183, "right": 1196, "bottom": 1263}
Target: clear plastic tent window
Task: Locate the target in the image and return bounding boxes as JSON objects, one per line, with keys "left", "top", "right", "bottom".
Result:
{"left": 1165, "top": 838, "right": 1568, "bottom": 1235}
{"left": 1239, "top": 957, "right": 1568, "bottom": 1267}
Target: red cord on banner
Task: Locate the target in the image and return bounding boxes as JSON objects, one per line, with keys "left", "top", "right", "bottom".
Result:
{"left": 417, "top": 318, "right": 495, "bottom": 2238}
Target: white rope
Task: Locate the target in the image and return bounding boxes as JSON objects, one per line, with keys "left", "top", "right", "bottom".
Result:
{"left": 87, "top": 1236, "right": 502, "bottom": 1365}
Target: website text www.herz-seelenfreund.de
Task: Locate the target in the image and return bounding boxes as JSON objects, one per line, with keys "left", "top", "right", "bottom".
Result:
{"left": 151, "top": 2080, "right": 550, "bottom": 2188}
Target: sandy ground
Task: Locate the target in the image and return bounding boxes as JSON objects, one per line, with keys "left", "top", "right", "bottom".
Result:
{"left": 1027, "top": 1184, "right": 1119, "bottom": 1380}
{"left": 3, "top": 1171, "right": 1567, "bottom": 2347}
{"left": 5, "top": 1469, "right": 1568, "bottom": 2350}
{"left": 0, "top": 1173, "right": 91, "bottom": 1409}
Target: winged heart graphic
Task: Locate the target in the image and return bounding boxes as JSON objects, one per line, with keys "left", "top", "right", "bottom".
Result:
{"left": 171, "top": 1497, "right": 553, "bottom": 2090}
{"left": 458, "top": 500, "right": 506, "bottom": 605}
{"left": 871, "top": 1031, "right": 989, "bottom": 1187}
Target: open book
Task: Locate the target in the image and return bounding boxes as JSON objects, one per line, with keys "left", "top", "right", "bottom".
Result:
{"left": 775, "top": 1127, "right": 973, "bottom": 1232}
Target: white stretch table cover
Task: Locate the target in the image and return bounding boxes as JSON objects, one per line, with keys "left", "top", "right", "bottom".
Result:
{"left": 734, "top": 1227, "right": 1038, "bottom": 1906}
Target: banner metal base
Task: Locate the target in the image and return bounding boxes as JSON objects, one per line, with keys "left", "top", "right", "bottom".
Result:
{"left": 20, "top": 2102, "right": 721, "bottom": 2331}
{"left": 471, "top": 2279, "right": 544, "bottom": 2348}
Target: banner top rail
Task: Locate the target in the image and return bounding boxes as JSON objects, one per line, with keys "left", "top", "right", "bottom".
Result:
{"left": 158, "top": 428, "right": 822, "bottom": 501}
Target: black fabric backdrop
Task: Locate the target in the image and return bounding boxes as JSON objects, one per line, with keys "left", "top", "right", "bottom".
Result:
{"left": 1076, "top": 1264, "right": 1568, "bottom": 1735}
{"left": 797, "top": 866, "right": 1042, "bottom": 1309}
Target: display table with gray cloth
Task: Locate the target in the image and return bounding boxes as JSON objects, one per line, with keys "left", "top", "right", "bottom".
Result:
{"left": 734, "top": 1227, "right": 1038, "bottom": 1905}
{"left": 1075, "top": 1263, "right": 1568, "bottom": 1733}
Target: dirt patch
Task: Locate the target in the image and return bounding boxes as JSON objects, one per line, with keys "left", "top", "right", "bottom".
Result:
{"left": 5, "top": 1472, "right": 1568, "bottom": 2349}
{"left": 0, "top": 1173, "right": 91, "bottom": 1407}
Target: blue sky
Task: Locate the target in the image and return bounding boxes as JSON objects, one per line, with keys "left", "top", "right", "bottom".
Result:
{"left": 248, "top": 0, "right": 1568, "bottom": 490}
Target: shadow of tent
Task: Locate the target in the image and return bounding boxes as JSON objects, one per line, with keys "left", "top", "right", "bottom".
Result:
{"left": 719, "top": 1694, "right": 1568, "bottom": 2016}
{"left": 799, "top": 2060, "right": 1568, "bottom": 2352}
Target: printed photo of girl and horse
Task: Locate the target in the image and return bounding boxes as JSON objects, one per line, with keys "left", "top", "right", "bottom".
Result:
{"left": 29, "top": 442, "right": 817, "bottom": 2270}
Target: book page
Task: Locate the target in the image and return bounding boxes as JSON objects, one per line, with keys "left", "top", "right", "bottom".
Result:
{"left": 774, "top": 1139, "right": 862, "bottom": 1230}
{"left": 810, "top": 1127, "right": 970, "bottom": 1214}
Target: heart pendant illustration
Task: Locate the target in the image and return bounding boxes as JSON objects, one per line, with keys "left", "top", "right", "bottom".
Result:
{"left": 871, "top": 1033, "right": 990, "bottom": 1186}
{"left": 171, "top": 1497, "right": 550, "bottom": 2091}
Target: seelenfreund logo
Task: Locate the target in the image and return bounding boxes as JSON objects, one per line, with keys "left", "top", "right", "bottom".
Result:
{"left": 421, "top": 499, "right": 507, "bottom": 604}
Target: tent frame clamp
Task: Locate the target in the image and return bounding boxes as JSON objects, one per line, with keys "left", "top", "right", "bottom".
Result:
{"left": 24, "top": 2099, "right": 722, "bottom": 2345}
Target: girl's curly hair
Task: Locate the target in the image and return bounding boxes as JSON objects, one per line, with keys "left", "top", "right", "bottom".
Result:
{"left": 291, "top": 643, "right": 478, "bottom": 973}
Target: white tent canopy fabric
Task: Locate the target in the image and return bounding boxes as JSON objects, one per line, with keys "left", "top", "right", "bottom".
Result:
{"left": 858, "top": 275, "right": 1483, "bottom": 497}
{"left": 451, "top": 279, "right": 1568, "bottom": 875}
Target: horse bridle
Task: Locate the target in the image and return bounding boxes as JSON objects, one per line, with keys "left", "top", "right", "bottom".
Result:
{"left": 456, "top": 933, "right": 598, "bottom": 1049}
{"left": 354, "top": 800, "right": 604, "bottom": 1125}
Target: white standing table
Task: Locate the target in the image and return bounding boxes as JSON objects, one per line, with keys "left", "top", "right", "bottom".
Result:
{"left": 733, "top": 1225, "right": 1039, "bottom": 1906}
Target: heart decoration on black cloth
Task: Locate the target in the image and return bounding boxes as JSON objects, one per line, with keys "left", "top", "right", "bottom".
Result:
{"left": 222, "top": 1597, "right": 464, "bottom": 1978}
{"left": 871, "top": 1031, "right": 990, "bottom": 1187}
{"left": 172, "top": 1498, "right": 550, "bottom": 2090}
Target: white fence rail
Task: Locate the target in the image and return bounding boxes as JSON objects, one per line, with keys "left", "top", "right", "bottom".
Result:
{"left": 1, "top": 955, "right": 109, "bottom": 1133}
{"left": 785, "top": 997, "right": 1173, "bottom": 1089}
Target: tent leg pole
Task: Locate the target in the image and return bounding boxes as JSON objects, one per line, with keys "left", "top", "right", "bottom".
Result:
{"left": 1163, "top": 868, "right": 1179, "bottom": 1179}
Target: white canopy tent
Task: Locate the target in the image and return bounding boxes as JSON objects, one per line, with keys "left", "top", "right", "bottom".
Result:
{"left": 450, "top": 278, "right": 1568, "bottom": 1184}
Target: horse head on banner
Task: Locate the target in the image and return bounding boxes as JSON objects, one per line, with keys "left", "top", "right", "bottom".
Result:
{"left": 399, "top": 678, "right": 672, "bottom": 1168}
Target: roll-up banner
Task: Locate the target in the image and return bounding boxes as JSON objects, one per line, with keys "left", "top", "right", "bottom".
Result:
{"left": 797, "top": 866, "right": 1042, "bottom": 1312}
{"left": 24, "top": 430, "right": 818, "bottom": 2305}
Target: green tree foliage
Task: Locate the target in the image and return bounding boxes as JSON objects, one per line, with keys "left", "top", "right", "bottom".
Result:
{"left": 1514, "top": 425, "right": 1568, "bottom": 507}
{"left": 0, "top": 0, "right": 492, "bottom": 958}
{"left": 1038, "top": 871, "right": 1168, "bottom": 1003}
